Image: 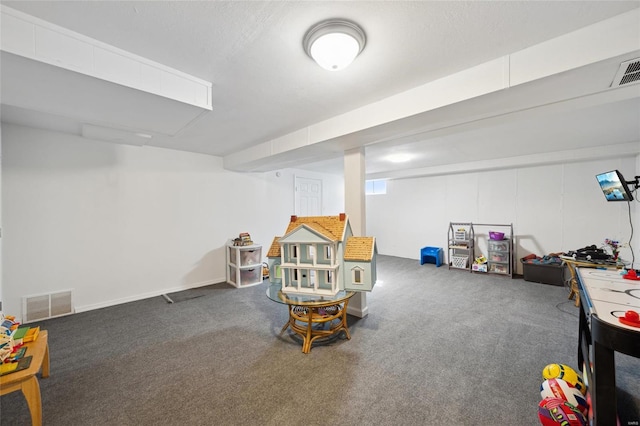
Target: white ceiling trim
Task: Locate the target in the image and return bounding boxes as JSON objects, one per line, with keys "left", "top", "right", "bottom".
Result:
{"left": 367, "top": 141, "right": 640, "bottom": 181}
{"left": 1, "top": 51, "right": 210, "bottom": 137}
{"left": 1, "top": 5, "right": 212, "bottom": 110}
{"left": 510, "top": 8, "right": 640, "bottom": 86}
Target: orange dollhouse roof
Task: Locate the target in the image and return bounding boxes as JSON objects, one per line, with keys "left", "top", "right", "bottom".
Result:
{"left": 282, "top": 214, "right": 348, "bottom": 242}
{"left": 344, "top": 236, "right": 376, "bottom": 261}
{"left": 267, "top": 237, "right": 281, "bottom": 258}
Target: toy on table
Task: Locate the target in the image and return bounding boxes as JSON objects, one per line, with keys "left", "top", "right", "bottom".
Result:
{"left": 619, "top": 310, "right": 640, "bottom": 328}
{"left": 0, "top": 314, "right": 19, "bottom": 362}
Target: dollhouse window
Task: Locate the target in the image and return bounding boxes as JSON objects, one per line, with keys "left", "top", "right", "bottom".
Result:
{"left": 326, "top": 270, "right": 332, "bottom": 283}
{"left": 352, "top": 267, "right": 364, "bottom": 285}
{"left": 292, "top": 245, "right": 298, "bottom": 259}
{"left": 324, "top": 245, "right": 331, "bottom": 260}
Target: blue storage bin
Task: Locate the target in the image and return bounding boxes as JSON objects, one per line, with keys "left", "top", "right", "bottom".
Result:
{"left": 420, "top": 246, "right": 443, "bottom": 267}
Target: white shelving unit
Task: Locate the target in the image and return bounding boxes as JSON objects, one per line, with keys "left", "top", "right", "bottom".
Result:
{"left": 226, "top": 242, "right": 263, "bottom": 288}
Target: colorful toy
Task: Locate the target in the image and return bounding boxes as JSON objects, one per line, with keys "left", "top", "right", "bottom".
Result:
{"left": 474, "top": 255, "right": 487, "bottom": 264}
{"left": 540, "top": 378, "right": 588, "bottom": 416}
{"left": 542, "top": 363, "right": 587, "bottom": 395}
{"left": 538, "top": 397, "right": 587, "bottom": 426}
{"left": 619, "top": 310, "right": 640, "bottom": 328}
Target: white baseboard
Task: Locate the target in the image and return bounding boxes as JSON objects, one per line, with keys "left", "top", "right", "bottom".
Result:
{"left": 75, "top": 277, "right": 225, "bottom": 313}
{"left": 347, "top": 304, "right": 368, "bottom": 318}
{"left": 347, "top": 292, "right": 369, "bottom": 318}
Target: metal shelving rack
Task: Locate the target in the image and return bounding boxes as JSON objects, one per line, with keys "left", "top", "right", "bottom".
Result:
{"left": 448, "top": 222, "right": 474, "bottom": 272}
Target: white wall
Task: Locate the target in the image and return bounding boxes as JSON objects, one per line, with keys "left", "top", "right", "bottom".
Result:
{"left": 367, "top": 156, "right": 639, "bottom": 273}
{"left": 1, "top": 124, "right": 343, "bottom": 319}
{"left": 0, "top": 123, "right": 3, "bottom": 312}
{"left": 3, "top": 121, "right": 637, "bottom": 318}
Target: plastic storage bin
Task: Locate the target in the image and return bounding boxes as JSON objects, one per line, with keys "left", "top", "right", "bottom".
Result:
{"left": 240, "top": 267, "right": 261, "bottom": 284}
{"left": 451, "top": 255, "right": 468, "bottom": 269}
{"left": 490, "top": 252, "right": 508, "bottom": 262}
{"left": 489, "top": 263, "right": 508, "bottom": 274}
{"left": 521, "top": 259, "right": 566, "bottom": 286}
{"left": 454, "top": 231, "right": 467, "bottom": 241}
{"left": 240, "top": 248, "right": 261, "bottom": 266}
{"left": 228, "top": 265, "right": 237, "bottom": 284}
{"left": 489, "top": 231, "right": 505, "bottom": 240}
{"left": 488, "top": 240, "right": 509, "bottom": 252}
{"left": 227, "top": 242, "right": 264, "bottom": 288}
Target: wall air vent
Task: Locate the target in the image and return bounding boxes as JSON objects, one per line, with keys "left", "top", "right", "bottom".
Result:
{"left": 22, "top": 290, "right": 74, "bottom": 323}
{"left": 611, "top": 58, "right": 640, "bottom": 87}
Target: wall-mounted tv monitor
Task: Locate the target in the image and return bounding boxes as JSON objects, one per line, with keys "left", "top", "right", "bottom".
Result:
{"left": 595, "top": 170, "right": 634, "bottom": 202}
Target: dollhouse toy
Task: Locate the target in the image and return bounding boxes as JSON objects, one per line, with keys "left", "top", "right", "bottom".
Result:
{"left": 267, "top": 213, "right": 377, "bottom": 296}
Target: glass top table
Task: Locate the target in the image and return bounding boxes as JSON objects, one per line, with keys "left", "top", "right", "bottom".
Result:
{"left": 266, "top": 283, "right": 354, "bottom": 305}
{"left": 265, "top": 284, "right": 355, "bottom": 353}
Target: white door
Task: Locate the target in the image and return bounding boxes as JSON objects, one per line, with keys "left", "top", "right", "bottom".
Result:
{"left": 295, "top": 177, "right": 322, "bottom": 216}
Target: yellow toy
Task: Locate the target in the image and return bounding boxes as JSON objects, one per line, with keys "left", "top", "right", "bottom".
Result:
{"left": 542, "top": 363, "right": 587, "bottom": 395}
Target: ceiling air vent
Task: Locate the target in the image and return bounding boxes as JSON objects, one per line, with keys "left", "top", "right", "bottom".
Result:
{"left": 611, "top": 58, "right": 640, "bottom": 87}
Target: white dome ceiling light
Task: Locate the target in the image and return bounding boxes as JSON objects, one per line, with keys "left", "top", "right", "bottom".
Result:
{"left": 386, "top": 153, "right": 413, "bottom": 163}
{"left": 303, "top": 19, "right": 366, "bottom": 71}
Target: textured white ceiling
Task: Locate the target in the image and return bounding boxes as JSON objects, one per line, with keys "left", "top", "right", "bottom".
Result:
{"left": 1, "top": 1, "right": 639, "bottom": 177}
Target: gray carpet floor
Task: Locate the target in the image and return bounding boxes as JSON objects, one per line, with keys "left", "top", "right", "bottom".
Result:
{"left": 1, "top": 255, "right": 638, "bottom": 425}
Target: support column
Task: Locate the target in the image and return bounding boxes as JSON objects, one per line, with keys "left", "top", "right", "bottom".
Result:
{"left": 344, "top": 147, "right": 368, "bottom": 318}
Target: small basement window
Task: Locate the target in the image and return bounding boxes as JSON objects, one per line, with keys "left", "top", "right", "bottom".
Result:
{"left": 365, "top": 180, "right": 387, "bottom": 195}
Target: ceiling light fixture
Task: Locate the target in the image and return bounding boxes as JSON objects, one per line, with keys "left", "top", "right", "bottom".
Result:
{"left": 303, "top": 19, "right": 366, "bottom": 71}
{"left": 386, "top": 153, "right": 413, "bottom": 163}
